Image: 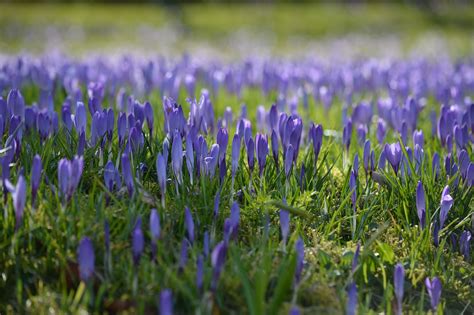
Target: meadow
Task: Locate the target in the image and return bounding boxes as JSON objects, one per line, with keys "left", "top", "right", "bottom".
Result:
{"left": 0, "top": 3, "right": 473, "bottom": 315}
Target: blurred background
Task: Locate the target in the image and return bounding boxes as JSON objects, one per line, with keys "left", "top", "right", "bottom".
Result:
{"left": 0, "top": 1, "right": 473, "bottom": 59}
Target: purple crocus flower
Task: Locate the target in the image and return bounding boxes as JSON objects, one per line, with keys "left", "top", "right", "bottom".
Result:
{"left": 117, "top": 112, "right": 127, "bottom": 147}
{"left": 171, "top": 131, "right": 183, "bottom": 185}
{"left": 211, "top": 241, "right": 227, "bottom": 291}
{"left": 271, "top": 130, "right": 279, "bottom": 169}
{"left": 121, "top": 153, "right": 134, "bottom": 197}
{"left": 377, "top": 119, "right": 387, "bottom": 144}
{"left": 7, "top": 89, "right": 25, "bottom": 119}
{"left": 106, "top": 108, "right": 114, "bottom": 141}
{"left": 416, "top": 181, "right": 426, "bottom": 229}
{"left": 309, "top": 123, "right": 323, "bottom": 165}
{"left": 363, "top": 140, "right": 371, "bottom": 174}
{"left": 31, "top": 154, "right": 42, "bottom": 204}
{"left": 184, "top": 207, "right": 195, "bottom": 245}
{"left": 377, "top": 149, "right": 387, "bottom": 170}
{"left": 439, "top": 185, "right": 453, "bottom": 229}
{"left": 25, "top": 106, "right": 37, "bottom": 131}
{"left": 246, "top": 137, "right": 255, "bottom": 173}
{"left": 203, "top": 230, "right": 210, "bottom": 258}
{"left": 217, "top": 128, "right": 229, "bottom": 163}
{"left": 144, "top": 101, "right": 154, "bottom": 136}
{"left": 256, "top": 133, "right": 268, "bottom": 176}
{"left": 394, "top": 263, "right": 404, "bottom": 315}
{"left": 356, "top": 124, "right": 367, "bottom": 144}
{"left": 77, "top": 131, "right": 86, "bottom": 156}
{"left": 104, "top": 160, "right": 121, "bottom": 192}
{"left": 185, "top": 134, "right": 194, "bottom": 184}
{"left": 37, "top": 110, "right": 51, "bottom": 140}
{"left": 196, "top": 254, "right": 204, "bottom": 292}
{"left": 179, "top": 239, "right": 188, "bottom": 271}
{"left": 353, "top": 153, "right": 359, "bottom": 179}
{"left": 74, "top": 102, "right": 87, "bottom": 135}
{"left": 132, "top": 217, "right": 144, "bottom": 266}
{"left": 294, "top": 237, "right": 304, "bottom": 284}
{"left": 160, "top": 289, "right": 173, "bottom": 315}
{"left": 5, "top": 175, "right": 26, "bottom": 230}
{"left": 459, "top": 230, "right": 471, "bottom": 260}
{"left": 466, "top": 163, "right": 474, "bottom": 187}
{"left": 156, "top": 153, "right": 166, "bottom": 200}
{"left": 384, "top": 143, "right": 402, "bottom": 175}
{"left": 214, "top": 191, "right": 220, "bottom": 218}
{"left": 342, "top": 120, "right": 352, "bottom": 151}
{"left": 77, "top": 237, "right": 95, "bottom": 282}
{"left": 425, "top": 277, "right": 442, "bottom": 311}
{"left": 150, "top": 208, "right": 160, "bottom": 260}
{"left": 58, "top": 156, "right": 84, "bottom": 204}
{"left": 231, "top": 134, "right": 240, "bottom": 178}
{"left": 280, "top": 208, "right": 290, "bottom": 245}
{"left": 346, "top": 282, "right": 357, "bottom": 315}
{"left": 413, "top": 130, "right": 424, "bottom": 148}
{"left": 284, "top": 144, "right": 294, "bottom": 177}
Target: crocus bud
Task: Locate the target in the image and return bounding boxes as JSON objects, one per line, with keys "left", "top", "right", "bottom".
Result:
{"left": 184, "top": 207, "right": 195, "bottom": 245}
{"left": 363, "top": 140, "right": 371, "bottom": 174}
{"left": 144, "top": 101, "right": 154, "bottom": 135}
{"left": 121, "top": 153, "right": 134, "bottom": 197}
{"left": 156, "top": 153, "right": 167, "bottom": 199}
{"left": 7, "top": 89, "right": 25, "bottom": 119}
{"left": 217, "top": 128, "right": 228, "bottom": 163}
{"left": 231, "top": 134, "right": 240, "bottom": 178}
{"left": 413, "top": 129, "right": 424, "bottom": 148}
{"left": 309, "top": 123, "right": 323, "bottom": 165}
{"left": 31, "top": 154, "right": 42, "bottom": 204}
{"left": 394, "top": 263, "right": 404, "bottom": 315}
{"left": 284, "top": 144, "right": 294, "bottom": 177}
{"left": 75, "top": 102, "right": 87, "bottom": 135}
{"left": 58, "top": 156, "right": 83, "bottom": 204}
{"left": 459, "top": 230, "right": 471, "bottom": 260}
{"left": 416, "top": 181, "right": 426, "bottom": 229}
{"left": 106, "top": 108, "right": 114, "bottom": 141}
{"left": 346, "top": 282, "right": 357, "bottom": 315}
{"left": 256, "top": 133, "right": 269, "bottom": 177}
{"left": 77, "top": 237, "right": 95, "bottom": 282}
{"left": 171, "top": 131, "right": 183, "bottom": 185}
{"left": 179, "top": 239, "right": 188, "bottom": 271}
{"left": 211, "top": 241, "right": 227, "bottom": 291}
{"left": 439, "top": 185, "right": 453, "bottom": 229}
{"left": 117, "top": 112, "right": 127, "bottom": 147}
{"left": 150, "top": 208, "right": 160, "bottom": 242}
{"left": 342, "top": 120, "right": 352, "bottom": 151}
{"left": 294, "top": 237, "right": 304, "bottom": 284}
{"left": 279, "top": 208, "right": 290, "bottom": 245}
{"left": 104, "top": 161, "right": 121, "bottom": 192}
{"left": 160, "top": 289, "right": 173, "bottom": 315}
{"left": 384, "top": 143, "right": 402, "bottom": 175}
{"left": 425, "top": 277, "right": 442, "bottom": 311}
{"left": 246, "top": 137, "right": 255, "bottom": 174}
{"left": 132, "top": 217, "right": 144, "bottom": 266}
{"left": 5, "top": 175, "right": 26, "bottom": 230}
{"left": 271, "top": 130, "right": 279, "bottom": 169}
{"left": 377, "top": 119, "right": 386, "bottom": 143}
{"left": 196, "top": 254, "right": 204, "bottom": 292}
{"left": 185, "top": 134, "right": 194, "bottom": 184}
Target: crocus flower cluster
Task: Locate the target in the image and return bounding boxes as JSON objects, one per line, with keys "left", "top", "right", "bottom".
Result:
{"left": 0, "top": 53, "right": 472, "bottom": 314}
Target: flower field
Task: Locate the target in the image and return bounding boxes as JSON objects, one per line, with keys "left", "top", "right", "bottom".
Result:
{"left": 0, "top": 3, "right": 473, "bottom": 315}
